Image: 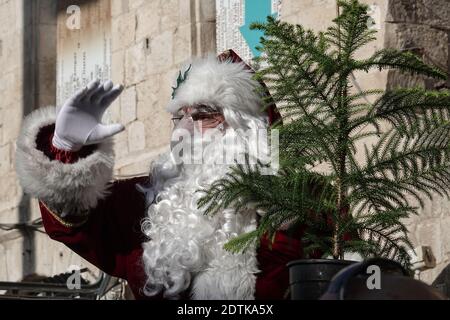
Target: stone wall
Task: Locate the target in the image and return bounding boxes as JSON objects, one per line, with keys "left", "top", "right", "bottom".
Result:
{"left": 384, "top": 0, "right": 450, "bottom": 294}
{"left": 0, "top": 0, "right": 24, "bottom": 242}
{"left": 0, "top": 0, "right": 59, "bottom": 282}
{"left": 0, "top": 0, "right": 216, "bottom": 284}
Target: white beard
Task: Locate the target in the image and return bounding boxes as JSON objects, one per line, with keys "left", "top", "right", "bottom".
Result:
{"left": 141, "top": 129, "right": 262, "bottom": 299}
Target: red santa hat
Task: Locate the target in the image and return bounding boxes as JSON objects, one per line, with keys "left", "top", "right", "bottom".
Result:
{"left": 166, "top": 49, "right": 281, "bottom": 126}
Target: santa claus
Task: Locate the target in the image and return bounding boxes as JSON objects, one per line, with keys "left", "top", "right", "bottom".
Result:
{"left": 15, "top": 50, "right": 303, "bottom": 300}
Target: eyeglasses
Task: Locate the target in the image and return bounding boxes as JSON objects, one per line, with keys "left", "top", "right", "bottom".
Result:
{"left": 171, "top": 105, "right": 223, "bottom": 127}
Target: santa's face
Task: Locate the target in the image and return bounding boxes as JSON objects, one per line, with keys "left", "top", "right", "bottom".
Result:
{"left": 169, "top": 105, "right": 230, "bottom": 166}
{"left": 171, "top": 105, "right": 226, "bottom": 134}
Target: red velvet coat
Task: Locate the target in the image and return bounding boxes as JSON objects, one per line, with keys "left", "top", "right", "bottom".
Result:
{"left": 34, "top": 125, "right": 305, "bottom": 300}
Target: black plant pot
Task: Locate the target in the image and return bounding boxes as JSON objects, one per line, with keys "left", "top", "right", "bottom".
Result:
{"left": 287, "top": 259, "right": 356, "bottom": 300}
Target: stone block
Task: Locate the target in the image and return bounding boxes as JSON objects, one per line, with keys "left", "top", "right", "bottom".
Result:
{"left": 173, "top": 24, "right": 193, "bottom": 65}
{"left": 385, "top": 23, "right": 447, "bottom": 65}
{"left": 281, "top": 0, "right": 335, "bottom": 28}
{"left": 128, "top": 121, "right": 146, "bottom": 152}
{"left": 112, "top": 12, "right": 136, "bottom": 52}
{"left": 114, "top": 131, "right": 129, "bottom": 159}
{"left": 440, "top": 217, "right": 450, "bottom": 262}
{"left": 0, "top": 172, "right": 20, "bottom": 212}
{"left": 384, "top": 22, "right": 448, "bottom": 90}
{"left": 120, "top": 85, "right": 137, "bottom": 124}
{"left": 136, "top": 76, "right": 161, "bottom": 120}
{"left": 111, "top": 0, "right": 129, "bottom": 17}
{"left": 179, "top": 0, "right": 193, "bottom": 25}
{"left": 160, "top": 69, "right": 179, "bottom": 110}
{"left": 0, "top": 32, "right": 22, "bottom": 75}
{"left": 198, "top": 0, "right": 216, "bottom": 23}
{"left": 144, "top": 115, "right": 172, "bottom": 150}
{"left": 2, "top": 104, "right": 22, "bottom": 145}
{"left": 118, "top": 160, "right": 151, "bottom": 177}
{"left": 415, "top": 219, "right": 443, "bottom": 264}
{"left": 161, "top": 0, "right": 180, "bottom": 32}
{"left": 3, "top": 238, "right": 23, "bottom": 281}
{"left": 0, "top": 70, "right": 22, "bottom": 109}
{"left": 127, "top": 0, "right": 147, "bottom": 11}
{"left": 387, "top": 0, "right": 450, "bottom": 28}
{"left": 0, "top": 243, "right": 7, "bottom": 280}
{"left": 124, "top": 43, "right": 147, "bottom": 85}
{"left": 107, "top": 96, "right": 122, "bottom": 123}
{"left": 147, "top": 30, "right": 174, "bottom": 74}
{"left": 0, "top": 143, "right": 9, "bottom": 175}
{"left": 111, "top": 49, "right": 125, "bottom": 84}
{"left": 0, "top": 0, "right": 18, "bottom": 36}
{"left": 198, "top": 22, "right": 216, "bottom": 55}
{"left": 135, "top": 0, "right": 161, "bottom": 41}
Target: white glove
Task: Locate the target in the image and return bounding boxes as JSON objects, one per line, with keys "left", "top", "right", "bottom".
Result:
{"left": 52, "top": 79, "right": 125, "bottom": 151}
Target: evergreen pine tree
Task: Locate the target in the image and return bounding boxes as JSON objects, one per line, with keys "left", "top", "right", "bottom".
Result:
{"left": 197, "top": 0, "right": 450, "bottom": 268}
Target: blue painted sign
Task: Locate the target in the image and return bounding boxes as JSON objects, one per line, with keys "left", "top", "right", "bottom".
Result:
{"left": 239, "top": 0, "right": 278, "bottom": 57}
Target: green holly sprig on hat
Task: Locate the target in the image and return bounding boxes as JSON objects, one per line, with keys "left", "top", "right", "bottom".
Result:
{"left": 171, "top": 64, "right": 192, "bottom": 99}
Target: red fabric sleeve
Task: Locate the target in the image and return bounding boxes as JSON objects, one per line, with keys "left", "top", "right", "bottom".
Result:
{"left": 38, "top": 177, "right": 150, "bottom": 299}
{"left": 36, "top": 124, "right": 152, "bottom": 299}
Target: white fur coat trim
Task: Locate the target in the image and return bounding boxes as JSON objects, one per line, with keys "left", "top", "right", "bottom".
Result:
{"left": 167, "top": 56, "right": 264, "bottom": 118}
{"left": 15, "top": 106, "right": 115, "bottom": 217}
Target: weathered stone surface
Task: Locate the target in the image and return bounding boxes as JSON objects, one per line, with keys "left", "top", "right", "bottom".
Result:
{"left": 2, "top": 238, "right": 23, "bottom": 281}
{"left": 281, "top": 0, "right": 336, "bottom": 30}
{"left": 144, "top": 111, "right": 172, "bottom": 150}
{"left": 120, "top": 85, "right": 137, "bottom": 124}
{"left": 0, "top": 0, "right": 18, "bottom": 36}
{"left": 111, "top": 49, "right": 125, "bottom": 84}
{"left": 415, "top": 219, "right": 443, "bottom": 264}
{"left": 173, "top": 24, "right": 193, "bottom": 65}
{"left": 440, "top": 217, "right": 450, "bottom": 263}
{"left": 387, "top": 0, "right": 450, "bottom": 28}
{"left": 111, "top": 0, "right": 129, "bottom": 17}
{"left": 161, "top": 0, "right": 180, "bottom": 32}
{"left": 118, "top": 159, "right": 152, "bottom": 177}
{"left": 135, "top": 0, "right": 161, "bottom": 41}
{"left": 136, "top": 76, "right": 161, "bottom": 120}
{"left": 197, "top": 22, "right": 217, "bottom": 55}
{"left": 179, "top": 0, "right": 193, "bottom": 25}
{"left": 128, "top": 121, "right": 146, "bottom": 152}
{"left": 124, "top": 42, "right": 147, "bottom": 85}
{"left": 2, "top": 104, "right": 22, "bottom": 145}
{"left": 0, "top": 173, "right": 20, "bottom": 213}
{"left": 198, "top": 0, "right": 216, "bottom": 23}
{"left": 147, "top": 30, "right": 174, "bottom": 74}
{"left": 112, "top": 12, "right": 137, "bottom": 52}
{"left": 0, "top": 143, "right": 10, "bottom": 175}
{"left": 128, "top": 0, "right": 146, "bottom": 11}
{"left": 0, "top": 71, "right": 22, "bottom": 109}
{"left": 385, "top": 22, "right": 448, "bottom": 90}
{"left": 114, "top": 131, "right": 129, "bottom": 160}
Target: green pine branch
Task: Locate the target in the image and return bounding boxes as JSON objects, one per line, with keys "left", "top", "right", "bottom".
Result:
{"left": 197, "top": 0, "right": 450, "bottom": 268}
